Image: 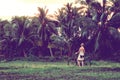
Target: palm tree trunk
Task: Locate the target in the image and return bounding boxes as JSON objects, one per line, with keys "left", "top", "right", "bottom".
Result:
{"left": 68, "top": 43, "right": 72, "bottom": 57}
{"left": 49, "top": 47, "right": 54, "bottom": 57}
{"left": 103, "top": 0, "right": 106, "bottom": 12}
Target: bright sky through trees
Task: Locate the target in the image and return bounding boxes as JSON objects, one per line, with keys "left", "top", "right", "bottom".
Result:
{"left": 0, "top": 0, "right": 75, "bottom": 20}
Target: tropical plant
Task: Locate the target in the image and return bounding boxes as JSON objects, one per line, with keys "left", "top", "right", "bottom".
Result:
{"left": 10, "top": 16, "right": 34, "bottom": 58}
{"left": 55, "top": 3, "right": 85, "bottom": 57}
{"left": 76, "top": 0, "right": 120, "bottom": 59}
{"left": 35, "top": 7, "right": 58, "bottom": 57}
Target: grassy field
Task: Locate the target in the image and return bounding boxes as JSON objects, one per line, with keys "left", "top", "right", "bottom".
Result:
{"left": 0, "top": 60, "right": 120, "bottom": 80}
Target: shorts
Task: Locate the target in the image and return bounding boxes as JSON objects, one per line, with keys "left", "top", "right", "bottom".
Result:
{"left": 80, "top": 55, "right": 84, "bottom": 58}
{"left": 77, "top": 55, "right": 84, "bottom": 61}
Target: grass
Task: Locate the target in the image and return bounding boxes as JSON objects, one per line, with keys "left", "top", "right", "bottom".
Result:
{"left": 0, "top": 60, "right": 120, "bottom": 80}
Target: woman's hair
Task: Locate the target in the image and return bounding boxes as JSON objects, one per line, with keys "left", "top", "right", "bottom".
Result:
{"left": 81, "top": 43, "right": 84, "bottom": 46}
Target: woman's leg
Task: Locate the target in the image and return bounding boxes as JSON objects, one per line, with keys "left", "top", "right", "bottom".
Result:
{"left": 77, "top": 60, "right": 81, "bottom": 67}
{"left": 81, "top": 60, "right": 84, "bottom": 66}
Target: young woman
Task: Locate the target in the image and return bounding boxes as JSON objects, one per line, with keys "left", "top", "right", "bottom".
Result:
{"left": 76, "top": 43, "right": 85, "bottom": 67}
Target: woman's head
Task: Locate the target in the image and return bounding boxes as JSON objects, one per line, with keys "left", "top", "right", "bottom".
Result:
{"left": 81, "top": 43, "right": 84, "bottom": 46}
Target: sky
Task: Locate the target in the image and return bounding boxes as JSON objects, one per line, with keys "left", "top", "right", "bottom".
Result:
{"left": 0, "top": 0, "right": 75, "bottom": 20}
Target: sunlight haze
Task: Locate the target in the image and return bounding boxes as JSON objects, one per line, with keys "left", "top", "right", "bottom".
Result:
{"left": 0, "top": 0, "right": 75, "bottom": 20}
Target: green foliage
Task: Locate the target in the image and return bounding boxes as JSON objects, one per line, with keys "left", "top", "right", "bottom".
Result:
{"left": 0, "top": 0, "right": 120, "bottom": 61}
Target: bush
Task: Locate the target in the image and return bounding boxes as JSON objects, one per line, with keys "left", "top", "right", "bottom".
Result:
{"left": 112, "top": 50, "right": 120, "bottom": 62}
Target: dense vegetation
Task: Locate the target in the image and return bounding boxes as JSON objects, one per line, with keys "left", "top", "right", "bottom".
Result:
{"left": 0, "top": 0, "right": 120, "bottom": 61}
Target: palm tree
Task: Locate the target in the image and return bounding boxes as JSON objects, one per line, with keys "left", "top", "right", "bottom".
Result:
{"left": 55, "top": 3, "right": 83, "bottom": 57}
{"left": 94, "top": 0, "right": 120, "bottom": 58}
{"left": 74, "top": 0, "right": 120, "bottom": 60}
{"left": 36, "top": 7, "right": 58, "bottom": 57}
{"left": 81, "top": 0, "right": 120, "bottom": 59}
{"left": 11, "top": 16, "right": 34, "bottom": 58}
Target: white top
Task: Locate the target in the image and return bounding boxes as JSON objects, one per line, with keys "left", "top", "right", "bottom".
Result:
{"left": 77, "top": 46, "right": 85, "bottom": 60}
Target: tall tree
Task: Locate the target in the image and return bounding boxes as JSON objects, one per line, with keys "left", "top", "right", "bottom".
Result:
{"left": 36, "top": 7, "right": 58, "bottom": 57}
{"left": 75, "top": 0, "right": 120, "bottom": 59}
{"left": 55, "top": 3, "right": 83, "bottom": 56}
{"left": 11, "top": 16, "right": 34, "bottom": 58}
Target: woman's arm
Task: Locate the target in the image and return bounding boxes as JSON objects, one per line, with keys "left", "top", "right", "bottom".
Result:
{"left": 83, "top": 47, "right": 85, "bottom": 53}
{"left": 75, "top": 47, "right": 81, "bottom": 54}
